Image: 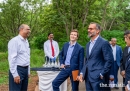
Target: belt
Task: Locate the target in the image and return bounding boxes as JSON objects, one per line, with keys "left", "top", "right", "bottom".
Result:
{"left": 64, "top": 65, "right": 70, "bottom": 68}
{"left": 17, "top": 65, "right": 28, "bottom": 68}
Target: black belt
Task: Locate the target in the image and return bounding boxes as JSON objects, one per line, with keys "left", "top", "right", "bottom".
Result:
{"left": 17, "top": 65, "right": 28, "bottom": 68}
{"left": 64, "top": 65, "right": 70, "bottom": 68}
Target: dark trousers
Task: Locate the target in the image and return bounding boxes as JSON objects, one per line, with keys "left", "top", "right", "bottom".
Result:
{"left": 45, "top": 56, "right": 53, "bottom": 64}
{"left": 52, "top": 67, "right": 79, "bottom": 91}
{"left": 122, "top": 78, "right": 125, "bottom": 91}
{"left": 9, "top": 66, "right": 28, "bottom": 91}
{"left": 114, "top": 61, "right": 119, "bottom": 84}
{"left": 85, "top": 72, "right": 111, "bottom": 91}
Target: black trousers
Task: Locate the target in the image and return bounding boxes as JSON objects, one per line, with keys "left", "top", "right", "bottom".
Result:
{"left": 122, "top": 78, "right": 125, "bottom": 91}
{"left": 9, "top": 66, "right": 28, "bottom": 91}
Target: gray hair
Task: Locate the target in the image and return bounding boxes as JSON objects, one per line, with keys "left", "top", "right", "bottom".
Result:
{"left": 90, "top": 22, "right": 101, "bottom": 31}
{"left": 18, "top": 24, "right": 26, "bottom": 31}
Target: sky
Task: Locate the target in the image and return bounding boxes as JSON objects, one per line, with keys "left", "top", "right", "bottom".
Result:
{"left": 0, "top": 0, "right": 2, "bottom": 2}
{"left": 0, "top": 0, "right": 4, "bottom": 3}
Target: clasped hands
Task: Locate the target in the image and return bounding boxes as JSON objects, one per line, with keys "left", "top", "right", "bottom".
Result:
{"left": 50, "top": 57, "right": 56, "bottom": 61}
{"left": 76, "top": 74, "right": 84, "bottom": 82}
{"left": 76, "top": 74, "right": 104, "bottom": 82}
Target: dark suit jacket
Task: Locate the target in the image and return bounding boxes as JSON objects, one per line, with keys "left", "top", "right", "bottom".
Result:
{"left": 59, "top": 42, "right": 84, "bottom": 73}
{"left": 125, "top": 55, "right": 130, "bottom": 85}
{"left": 120, "top": 46, "right": 130, "bottom": 71}
{"left": 82, "top": 36, "right": 114, "bottom": 82}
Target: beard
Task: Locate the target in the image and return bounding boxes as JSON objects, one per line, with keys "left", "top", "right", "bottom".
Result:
{"left": 88, "top": 31, "right": 96, "bottom": 38}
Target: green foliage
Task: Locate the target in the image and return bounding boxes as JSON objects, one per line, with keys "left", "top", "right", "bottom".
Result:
{"left": 101, "top": 30, "right": 125, "bottom": 49}
{"left": 0, "top": 40, "right": 8, "bottom": 52}
{"left": 0, "top": 52, "right": 8, "bottom": 85}
{"left": 30, "top": 49, "right": 44, "bottom": 67}
{"left": 31, "top": 33, "right": 48, "bottom": 49}
{"left": 0, "top": 0, "right": 129, "bottom": 52}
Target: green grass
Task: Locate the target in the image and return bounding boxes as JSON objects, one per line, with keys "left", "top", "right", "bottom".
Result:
{"left": 0, "top": 49, "right": 44, "bottom": 85}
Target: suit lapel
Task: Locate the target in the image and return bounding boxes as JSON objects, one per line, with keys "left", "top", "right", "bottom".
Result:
{"left": 89, "top": 37, "right": 101, "bottom": 58}
{"left": 116, "top": 45, "right": 118, "bottom": 58}
{"left": 86, "top": 42, "right": 90, "bottom": 60}
{"left": 64, "top": 42, "right": 69, "bottom": 57}
{"left": 125, "top": 55, "right": 130, "bottom": 69}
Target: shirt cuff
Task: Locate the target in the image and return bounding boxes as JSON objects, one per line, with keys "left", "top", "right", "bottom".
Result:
{"left": 100, "top": 73, "right": 103, "bottom": 77}
{"left": 28, "top": 65, "right": 30, "bottom": 75}
{"left": 12, "top": 72, "right": 19, "bottom": 78}
{"left": 80, "top": 72, "right": 83, "bottom": 75}
{"left": 61, "top": 64, "right": 64, "bottom": 66}
{"left": 110, "top": 75, "right": 114, "bottom": 78}
{"left": 127, "top": 84, "right": 130, "bottom": 90}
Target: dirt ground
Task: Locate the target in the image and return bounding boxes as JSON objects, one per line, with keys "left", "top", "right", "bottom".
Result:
{"left": 0, "top": 75, "right": 70, "bottom": 91}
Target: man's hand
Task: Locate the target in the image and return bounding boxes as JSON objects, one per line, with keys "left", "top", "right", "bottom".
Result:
{"left": 120, "top": 71, "right": 125, "bottom": 78}
{"left": 110, "top": 77, "right": 114, "bottom": 81}
{"left": 125, "top": 86, "right": 129, "bottom": 91}
{"left": 77, "top": 74, "right": 83, "bottom": 82}
{"left": 60, "top": 64, "right": 65, "bottom": 69}
{"left": 28, "top": 75, "right": 30, "bottom": 78}
{"left": 14, "top": 76, "right": 20, "bottom": 84}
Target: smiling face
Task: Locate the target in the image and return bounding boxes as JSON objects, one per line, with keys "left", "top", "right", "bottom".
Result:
{"left": 70, "top": 31, "right": 78, "bottom": 42}
{"left": 48, "top": 33, "right": 54, "bottom": 40}
{"left": 111, "top": 38, "right": 117, "bottom": 46}
{"left": 19, "top": 24, "right": 31, "bottom": 39}
{"left": 88, "top": 23, "right": 100, "bottom": 39}
{"left": 22, "top": 25, "right": 31, "bottom": 38}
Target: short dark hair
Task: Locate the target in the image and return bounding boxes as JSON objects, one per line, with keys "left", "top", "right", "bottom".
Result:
{"left": 48, "top": 33, "right": 53, "bottom": 37}
{"left": 124, "top": 30, "right": 130, "bottom": 36}
{"left": 90, "top": 22, "right": 101, "bottom": 31}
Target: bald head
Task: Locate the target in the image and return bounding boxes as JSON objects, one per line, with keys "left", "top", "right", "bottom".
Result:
{"left": 19, "top": 24, "right": 28, "bottom": 31}
{"left": 19, "top": 24, "right": 31, "bottom": 39}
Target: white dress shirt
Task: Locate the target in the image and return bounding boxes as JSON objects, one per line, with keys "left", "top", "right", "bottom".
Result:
{"left": 44, "top": 40, "right": 59, "bottom": 58}
{"left": 89, "top": 35, "right": 99, "bottom": 55}
{"left": 8, "top": 35, "right": 30, "bottom": 78}
{"left": 111, "top": 45, "right": 116, "bottom": 61}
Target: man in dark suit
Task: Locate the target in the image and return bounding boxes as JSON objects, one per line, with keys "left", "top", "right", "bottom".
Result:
{"left": 52, "top": 29, "right": 84, "bottom": 91}
{"left": 79, "top": 22, "right": 114, "bottom": 91}
{"left": 120, "top": 30, "right": 130, "bottom": 91}
{"left": 120, "top": 46, "right": 130, "bottom": 91}
{"left": 110, "top": 38, "right": 122, "bottom": 89}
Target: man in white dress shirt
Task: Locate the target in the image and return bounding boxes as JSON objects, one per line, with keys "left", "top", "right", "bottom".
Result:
{"left": 8, "top": 24, "right": 31, "bottom": 91}
{"left": 43, "top": 33, "right": 59, "bottom": 63}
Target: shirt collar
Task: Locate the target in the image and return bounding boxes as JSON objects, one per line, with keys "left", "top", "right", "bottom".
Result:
{"left": 18, "top": 34, "right": 27, "bottom": 42}
{"left": 90, "top": 35, "right": 99, "bottom": 43}
{"left": 111, "top": 45, "right": 116, "bottom": 47}
{"left": 69, "top": 41, "right": 76, "bottom": 47}
{"left": 48, "top": 39, "right": 53, "bottom": 42}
